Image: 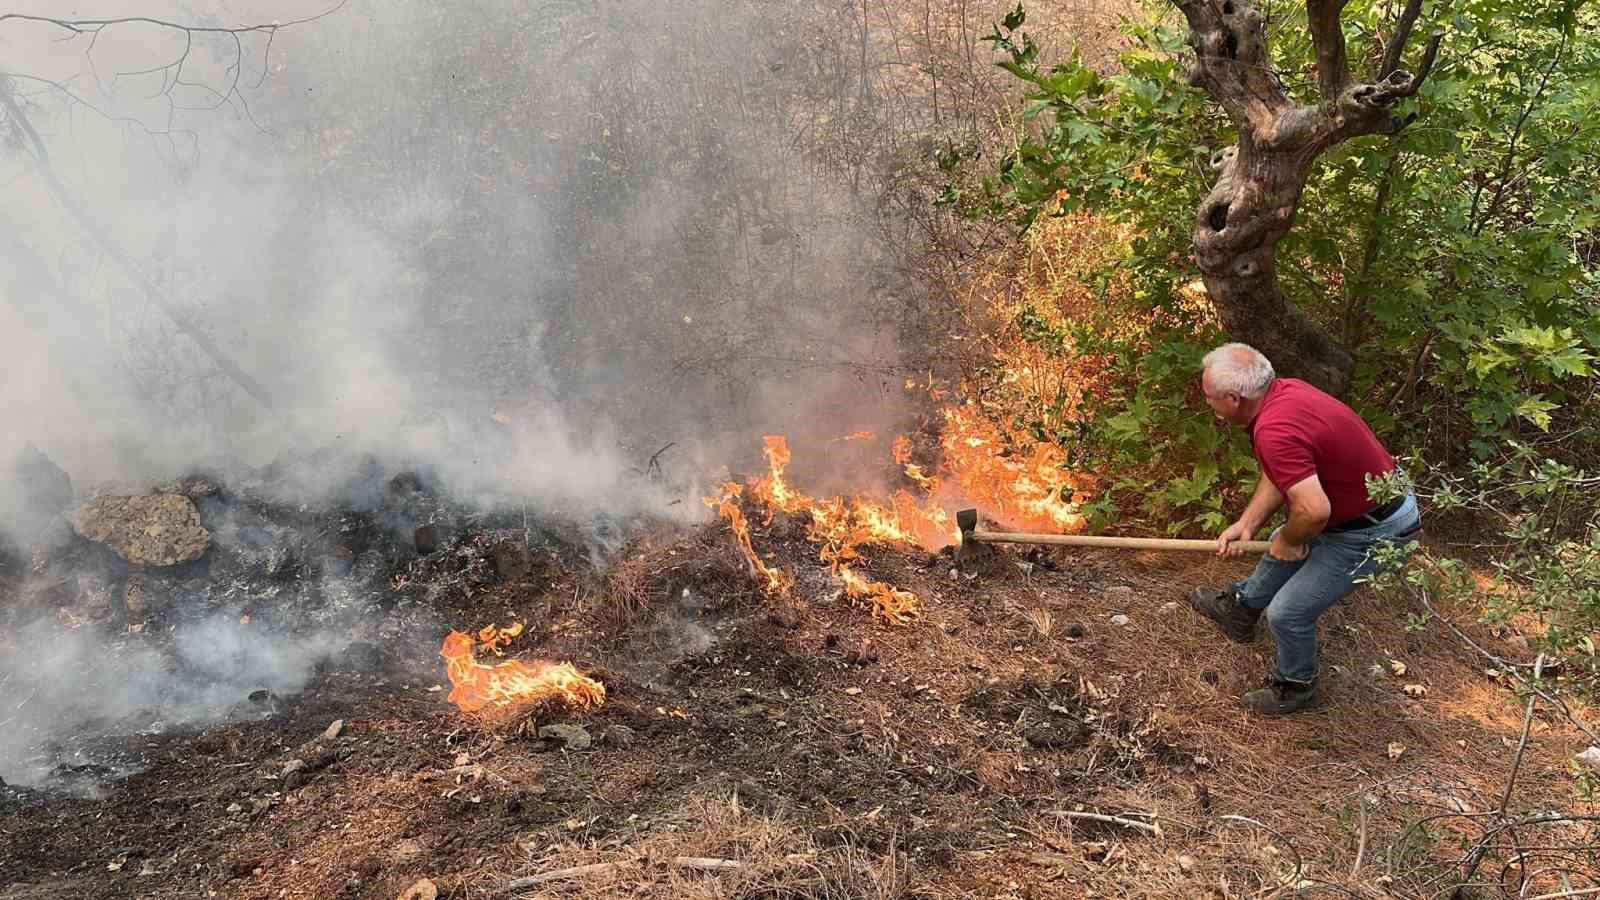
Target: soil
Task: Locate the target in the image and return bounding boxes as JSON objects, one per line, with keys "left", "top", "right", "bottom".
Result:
{"left": 2, "top": 511, "right": 1596, "bottom": 899}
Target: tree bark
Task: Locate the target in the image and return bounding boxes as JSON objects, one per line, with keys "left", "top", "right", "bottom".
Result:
{"left": 1171, "top": 0, "right": 1442, "bottom": 396}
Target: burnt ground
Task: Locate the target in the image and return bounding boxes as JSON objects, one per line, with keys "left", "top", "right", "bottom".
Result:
{"left": 2, "top": 507, "right": 1597, "bottom": 899}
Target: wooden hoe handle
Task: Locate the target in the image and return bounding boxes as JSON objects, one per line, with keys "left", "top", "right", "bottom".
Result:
{"left": 969, "top": 529, "right": 1271, "bottom": 554}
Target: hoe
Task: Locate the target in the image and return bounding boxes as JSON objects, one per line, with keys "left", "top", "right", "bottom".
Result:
{"left": 955, "top": 507, "right": 1270, "bottom": 562}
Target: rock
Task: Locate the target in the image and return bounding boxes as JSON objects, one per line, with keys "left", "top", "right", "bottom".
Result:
{"left": 225, "top": 802, "right": 243, "bottom": 814}
{"left": 1576, "top": 746, "right": 1600, "bottom": 771}
{"left": 490, "top": 540, "right": 535, "bottom": 582}
{"left": 1109, "top": 614, "right": 1131, "bottom": 627}
{"left": 70, "top": 493, "right": 210, "bottom": 567}
{"left": 1105, "top": 585, "right": 1134, "bottom": 600}
{"left": 1065, "top": 623, "right": 1086, "bottom": 639}
{"left": 1177, "top": 854, "right": 1197, "bottom": 873}
{"left": 322, "top": 719, "right": 345, "bottom": 741}
{"left": 282, "top": 759, "right": 305, "bottom": 777}
{"left": 413, "top": 524, "right": 441, "bottom": 555}
{"left": 603, "top": 724, "right": 636, "bottom": 749}
{"left": 537, "top": 724, "right": 592, "bottom": 750}
{"left": 397, "top": 878, "right": 438, "bottom": 900}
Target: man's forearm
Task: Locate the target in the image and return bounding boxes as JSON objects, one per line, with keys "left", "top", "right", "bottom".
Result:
{"left": 1280, "top": 504, "right": 1329, "bottom": 545}
{"left": 1238, "top": 478, "right": 1284, "bottom": 533}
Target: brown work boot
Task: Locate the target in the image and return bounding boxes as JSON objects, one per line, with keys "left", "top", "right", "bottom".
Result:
{"left": 1188, "top": 585, "right": 1259, "bottom": 643}
{"left": 1241, "top": 679, "right": 1319, "bottom": 715}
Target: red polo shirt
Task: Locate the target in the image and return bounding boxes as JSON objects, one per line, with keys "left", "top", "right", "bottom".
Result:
{"left": 1247, "top": 378, "right": 1396, "bottom": 523}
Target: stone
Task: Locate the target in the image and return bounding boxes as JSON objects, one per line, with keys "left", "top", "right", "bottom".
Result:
{"left": 490, "top": 540, "right": 535, "bottom": 582}
{"left": 321, "top": 719, "right": 344, "bottom": 741}
{"left": 537, "top": 724, "right": 592, "bottom": 750}
{"left": 282, "top": 759, "right": 305, "bottom": 777}
{"left": 1177, "top": 854, "right": 1197, "bottom": 873}
{"left": 1065, "top": 623, "right": 1086, "bottom": 639}
{"left": 70, "top": 494, "right": 210, "bottom": 567}
{"left": 414, "top": 524, "right": 441, "bottom": 555}
{"left": 1110, "top": 614, "right": 1131, "bottom": 626}
{"left": 1576, "top": 746, "right": 1600, "bottom": 771}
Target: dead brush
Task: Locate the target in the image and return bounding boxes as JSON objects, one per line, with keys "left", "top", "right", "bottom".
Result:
{"left": 496, "top": 793, "right": 918, "bottom": 899}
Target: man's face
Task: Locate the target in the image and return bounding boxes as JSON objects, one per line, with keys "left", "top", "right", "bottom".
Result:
{"left": 1201, "top": 369, "right": 1244, "bottom": 424}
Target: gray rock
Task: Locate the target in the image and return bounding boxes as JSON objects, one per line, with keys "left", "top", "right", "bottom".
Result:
{"left": 537, "top": 724, "right": 592, "bottom": 750}
{"left": 1110, "top": 614, "right": 1132, "bottom": 626}
{"left": 70, "top": 493, "right": 210, "bottom": 567}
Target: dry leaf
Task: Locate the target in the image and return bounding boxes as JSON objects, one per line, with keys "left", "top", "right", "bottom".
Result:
{"left": 1387, "top": 741, "right": 1407, "bottom": 760}
{"left": 1403, "top": 683, "right": 1428, "bottom": 698}
{"left": 1389, "top": 660, "right": 1408, "bottom": 677}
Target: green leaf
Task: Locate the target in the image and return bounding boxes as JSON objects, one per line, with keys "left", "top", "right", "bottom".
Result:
{"left": 1514, "top": 395, "right": 1559, "bottom": 430}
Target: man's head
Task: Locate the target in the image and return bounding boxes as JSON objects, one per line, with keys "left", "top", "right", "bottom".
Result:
{"left": 1200, "top": 343, "right": 1275, "bottom": 426}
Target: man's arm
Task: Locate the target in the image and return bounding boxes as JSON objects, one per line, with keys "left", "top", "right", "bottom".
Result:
{"left": 1272, "top": 474, "right": 1333, "bottom": 560}
{"left": 1217, "top": 477, "right": 1284, "bottom": 556}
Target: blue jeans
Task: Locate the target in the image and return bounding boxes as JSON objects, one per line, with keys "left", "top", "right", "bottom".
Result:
{"left": 1235, "top": 494, "right": 1421, "bottom": 684}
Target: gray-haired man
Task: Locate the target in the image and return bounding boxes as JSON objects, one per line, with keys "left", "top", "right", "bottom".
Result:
{"left": 1192, "top": 343, "right": 1420, "bottom": 714}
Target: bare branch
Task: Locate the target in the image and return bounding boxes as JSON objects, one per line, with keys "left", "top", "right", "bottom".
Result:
{"left": 1381, "top": 0, "right": 1426, "bottom": 78}
{"left": 1306, "top": 0, "right": 1355, "bottom": 99}
{"left": 0, "top": 1, "right": 346, "bottom": 133}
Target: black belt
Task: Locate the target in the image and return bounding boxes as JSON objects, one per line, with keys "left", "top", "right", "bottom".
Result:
{"left": 1325, "top": 494, "right": 1407, "bottom": 533}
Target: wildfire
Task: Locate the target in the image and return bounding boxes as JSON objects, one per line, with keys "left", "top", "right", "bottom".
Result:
{"left": 708, "top": 394, "right": 1091, "bottom": 625}
{"left": 439, "top": 626, "right": 606, "bottom": 715}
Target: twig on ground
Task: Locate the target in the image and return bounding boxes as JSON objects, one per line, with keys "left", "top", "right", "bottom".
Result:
{"left": 1047, "top": 810, "right": 1163, "bottom": 837}
{"left": 1454, "top": 655, "right": 1546, "bottom": 898}
{"left": 1352, "top": 791, "right": 1369, "bottom": 879}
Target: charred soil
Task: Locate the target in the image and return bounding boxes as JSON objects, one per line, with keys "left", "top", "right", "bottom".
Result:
{"left": 2, "top": 503, "right": 1595, "bottom": 899}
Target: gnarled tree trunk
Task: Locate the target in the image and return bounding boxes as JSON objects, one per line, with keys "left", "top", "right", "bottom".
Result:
{"left": 1173, "top": 0, "right": 1441, "bottom": 396}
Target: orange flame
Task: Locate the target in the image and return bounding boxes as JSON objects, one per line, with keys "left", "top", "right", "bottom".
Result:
{"left": 704, "top": 482, "right": 795, "bottom": 594}
{"left": 439, "top": 628, "right": 605, "bottom": 715}
{"left": 708, "top": 387, "right": 1092, "bottom": 625}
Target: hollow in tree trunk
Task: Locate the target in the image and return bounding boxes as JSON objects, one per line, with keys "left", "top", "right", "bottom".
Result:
{"left": 1173, "top": 0, "right": 1441, "bottom": 397}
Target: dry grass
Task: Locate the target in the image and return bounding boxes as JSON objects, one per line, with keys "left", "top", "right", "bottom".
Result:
{"left": 494, "top": 794, "right": 917, "bottom": 899}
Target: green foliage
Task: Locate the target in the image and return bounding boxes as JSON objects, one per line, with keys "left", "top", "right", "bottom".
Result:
{"left": 1365, "top": 447, "right": 1600, "bottom": 691}
{"left": 947, "top": 0, "right": 1600, "bottom": 536}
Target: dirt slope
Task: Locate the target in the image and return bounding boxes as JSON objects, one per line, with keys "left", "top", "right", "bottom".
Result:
{"left": 2, "top": 517, "right": 1593, "bottom": 899}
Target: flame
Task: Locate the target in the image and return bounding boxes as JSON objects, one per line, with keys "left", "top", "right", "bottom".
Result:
{"left": 704, "top": 482, "right": 795, "bottom": 594}
{"left": 439, "top": 628, "right": 606, "bottom": 715}
{"left": 708, "top": 384, "right": 1093, "bottom": 624}
{"left": 842, "top": 430, "right": 876, "bottom": 442}
{"left": 937, "top": 403, "right": 1088, "bottom": 534}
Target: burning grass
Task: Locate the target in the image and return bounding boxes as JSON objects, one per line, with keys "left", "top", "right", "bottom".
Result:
{"left": 439, "top": 625, "right": 606, "bottom": 715}
{"left": 708, "top": 399, "right": 1096, "bottom": 625}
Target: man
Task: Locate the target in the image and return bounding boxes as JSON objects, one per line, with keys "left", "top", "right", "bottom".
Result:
{"left": 1190, "top": 343, "right": 1420, "bottom": 715}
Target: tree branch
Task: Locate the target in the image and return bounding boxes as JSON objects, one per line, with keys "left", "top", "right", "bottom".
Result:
{"left": 1171, "top": 0, "right": 1290, "bottom": 137}
{"left": 1381, "top": 0, "right": 1426, "bottom": 78}
{"left": 1306, "top": 0, "right": 1355, "bottom": 100}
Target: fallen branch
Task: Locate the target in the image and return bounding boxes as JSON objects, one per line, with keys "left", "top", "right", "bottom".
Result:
{"left": 1047, "top": 810, "right": 1163, "bottom": 837}
{"left": 672, "top": 856, "right": 744, "bottom": 870}
{"left": 1453, "top": 655, "right": 1546, "bottom": 898}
